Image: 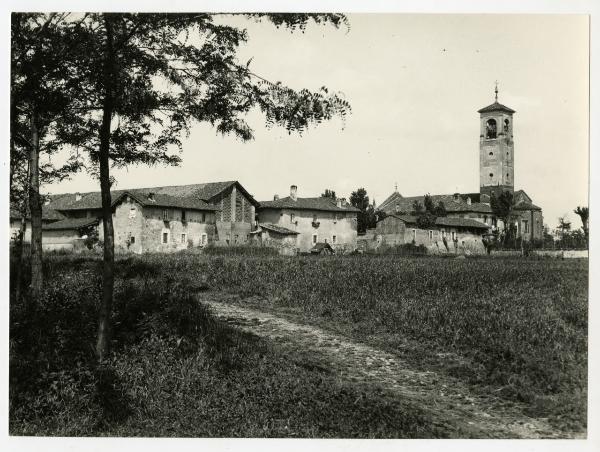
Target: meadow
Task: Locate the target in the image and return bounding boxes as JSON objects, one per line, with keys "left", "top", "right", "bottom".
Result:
{"left": 9, "top": 251, "right": 588, "bottom": 436}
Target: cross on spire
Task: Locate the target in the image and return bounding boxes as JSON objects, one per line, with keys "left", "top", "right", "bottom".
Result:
{"left": 494, "top": 80, "right": 499, "bottom": 102}
{"left": 394, "top": 182, "right": 398, "bottom": 192}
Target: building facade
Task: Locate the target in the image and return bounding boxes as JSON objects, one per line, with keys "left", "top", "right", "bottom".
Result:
{"left": 257, "top": 185, "right": 360, "bottom": 253}
{"left": 367, "top": 214, "right": 489, "bottom": 254}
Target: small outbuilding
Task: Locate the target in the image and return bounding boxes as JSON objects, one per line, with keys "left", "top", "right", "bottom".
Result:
{"left": 310, "top": 242, "right": 335, "bottom": 255}
{"left": 249, "top": 223, "right": 299, "bottom": 255}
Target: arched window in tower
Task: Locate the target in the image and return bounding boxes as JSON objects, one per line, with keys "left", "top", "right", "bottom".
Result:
{"left": 504, "top": 119, "right": 510, "bottom": 133}
{"left": 485, "top": 119, "right": 497, "bottom": 139}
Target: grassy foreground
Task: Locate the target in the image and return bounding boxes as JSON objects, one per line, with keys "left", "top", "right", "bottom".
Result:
{"left": 10, "top": 253, "right": 459, "bottom": 437}
{"left": 10, "top": 251, "right": 587, "bottom": 435}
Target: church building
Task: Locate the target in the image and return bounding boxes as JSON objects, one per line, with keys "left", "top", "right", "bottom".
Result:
{"left": 379, "top": 86, "right": 543, "bottom": 242}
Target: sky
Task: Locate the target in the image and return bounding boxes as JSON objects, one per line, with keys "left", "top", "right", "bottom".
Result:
{"left": 45, "top": 14, "right": 590, "bottom": 230}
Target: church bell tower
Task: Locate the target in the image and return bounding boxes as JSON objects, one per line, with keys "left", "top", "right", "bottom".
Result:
{"left": 478, "top": 83, "right": 515, "bottom": 198}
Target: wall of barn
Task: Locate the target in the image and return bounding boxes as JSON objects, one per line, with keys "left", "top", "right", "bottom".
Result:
{"left": 211, "top": 184, "right": 255, "bottom": 245}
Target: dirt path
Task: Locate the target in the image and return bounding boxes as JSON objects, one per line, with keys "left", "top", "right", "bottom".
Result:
{"left": 202, "top": 299, "right": 584, "bottom": 439}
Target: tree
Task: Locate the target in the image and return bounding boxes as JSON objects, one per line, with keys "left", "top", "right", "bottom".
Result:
{"left": 412, "top": 194, "right": 442, "bottom": 229}
{"left": 574, "top": 206, "right": 589, "bottom": 245}
{"left": 11, "top": 13, "right": 87, "bottom": 300}
{"left": 321, "top": 189, "right": 336, "bottom": 199}
{"left": 490, "top": 191, "right": 515, "bottom": 244}
{"left": 64, "top": 13, "right": 351, "bottom": 361}
{"left": 350, "top": 187, "right": 378, "bottom": 233}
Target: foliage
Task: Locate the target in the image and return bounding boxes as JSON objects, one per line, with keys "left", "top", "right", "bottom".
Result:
{"left": 412, "top": 194, "right": 445, "bottom": 228}
{"left": 490, "top": 191, "right": 515, "bottom": 240}
{"left": 132, "top": 253, "right": 587, "bottom": 431}
{"left": 350, "top": 187, "right": 377, "bottom": 233}
{"left": 321, "top": 189, "right": 336, "bottom": 199}
{"left": 10, "top": 254, "right": 457, "bottom": 438}
{"left": 201, "top": 244, "right": 279, "bottom": 257}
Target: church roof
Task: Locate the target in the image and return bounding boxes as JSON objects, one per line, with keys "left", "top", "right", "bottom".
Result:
{"left": 378, "top": 192, "right": 492, "bottom": 215}
{"left": 384, "top": 214, "right": 490, "bottom": 230}
{"left": 478, "top": 101, "right": 515, "bottom": 114}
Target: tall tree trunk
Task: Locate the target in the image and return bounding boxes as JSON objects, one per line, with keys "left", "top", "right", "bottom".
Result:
{"left": 28, "top": 109, "right": 43, "bottom": 301}
{"left": 14, "top": 212, "right": 28, "bottom": 302}
{"left": 95, "top": 15, "right": 116, "bottom": 362}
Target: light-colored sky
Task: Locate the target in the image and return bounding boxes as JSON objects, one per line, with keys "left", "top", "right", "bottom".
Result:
{"left": 46, "top": 14, "right": 589, "bottom": 229}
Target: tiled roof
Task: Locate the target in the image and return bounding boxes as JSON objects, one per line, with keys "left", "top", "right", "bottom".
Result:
{"left": 477, "top": 101, "right": 516, "bottom": 114}
{"left": 259, "top": 196, "right": 361, "bottom": 213}
{"left": 379, "top": 192, "right": 492, "bottom": 215}
{"left": 140, "top": 181, "right": 259, "bottom": 207}
{"left": 9, "top": 204, "right": 66, "bottom": 221}
{"left": 513, "top": 200, "right": 542, "bottom": 211}
{"left": 258, "top": 223, "right": 299, "bottom": 235}
{"left": 46, "top": 188, "right": 221, "bottom": 212}
{"left": 42, "top": 217, "right": 99, "bottom": 231}
{"left": 385, "top": 214, "right": 489, "bottom": 230}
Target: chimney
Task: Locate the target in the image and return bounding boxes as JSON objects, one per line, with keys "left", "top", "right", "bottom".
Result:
{"left": 467, "top": 197, "right": 472, "bottom": 205}
{"left": 341, "top": 197, "right": 346, "bottom": 206}
{"left": 75, "top": 192, "right": 82, "bottom": 202}
{"left": 290, "top": 185, "right": 298, "bottom": 201}
{"left": 273, "top": 194, "right": 280, "bottom": 201}
{"left": 148, "top": 192, "right": 155, "bottom": 202}
{"left": 336, "top": 198, "right": 342, "bottom": 208}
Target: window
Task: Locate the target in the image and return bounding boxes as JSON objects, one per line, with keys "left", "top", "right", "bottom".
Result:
{"left": 162, "top": 209, "right": 170, "bottom": 221}
{"left": 451, "top": 231, "right": 457, "bottom": 241}
{"left": 489, "top": 173, "right": 494, "bottom": 178}
{"left": 332, "top": 235, "right": 337, "bottom": 244}
{"left": 428, "top": 230, "right": 433, "bottom": 240}
{"left": 489, "top": 152, "right": 493, "bottom": 156}
{"left": 181, "top": 210, "right": 186, "bottom": 222}
{"left": 234, "top": 234, "right": 239, "bottom": 244}
{"left": 504, "top": 118, "right": 510, "bottom": 133}
{"left": 201, "top": 233, "right": 208, "bottom": 245}
{"left": 483, "top": 215, "right": 488, "bottom": 224}
{"left": 290, "top": 213, "right": 295, "bottom": 224}
{"left": 226, "top": 233, "right": 230, "bottom": 245}
{"left": 130, "top": 236, "right": 135, "bottom": 244}
{"left": 324, "top": 238, "right": 328, "bottom": 244}
{"left": 485, "top": 118, "right": 497, "bottom": 139}
{"left": 129, "top": 207, "right": 137, "bottom": 219}
{"left": 523, "top": 220, "right": 529, "bottom": 234}
{"left": 162, "top": 232, "right": 169, "bottom": 244}
{"left": 412, "top": 229, "right": 416, "bottom": 240}
{"left": 202, "top": 212, "right": 206, "bottom": 223}
{"left": 181, "top": 233, "right": 187, "bottom": 244}
{"left": 312, "top": 234, "right": 318, "bottom": 244}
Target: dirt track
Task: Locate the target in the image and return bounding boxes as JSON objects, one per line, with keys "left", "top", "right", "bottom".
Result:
{"left": 202, "top": 299, "right": 585, "bottom": 439}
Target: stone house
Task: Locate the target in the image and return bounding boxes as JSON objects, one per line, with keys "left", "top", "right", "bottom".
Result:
{"left": 249, "top": 223, "right": 299, "bottom": 256}
{"left": 369, "top": 214, "right": 490, "bottom": 254}
{"left": 45, "top": 189, "right": 220, "bottom": 253}
{"left": 39, "top": 181, "right": 259, "bottom": 253}
{"left": 257, "top": 185, "right": 360, "bottom": 253}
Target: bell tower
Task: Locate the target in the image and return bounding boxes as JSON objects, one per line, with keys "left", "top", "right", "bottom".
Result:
{"left": 478, "top": 83, "right": 515, "bottom": 198}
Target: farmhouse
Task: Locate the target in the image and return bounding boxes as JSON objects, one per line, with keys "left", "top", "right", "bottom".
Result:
{"left": 379, "top": 88, "right": 544, "bottom": 242}
{"left": 14, "top": 181, "right": 259, "bottom": 252}
{"left": 257, "top": 185, "right": 360, "bottom": 253}
{"left": 366, "top": 214, "right": 490, "bottom": 254}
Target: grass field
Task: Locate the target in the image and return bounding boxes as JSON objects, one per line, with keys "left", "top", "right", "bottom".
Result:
{"left": 9, "top": 251, "right": 588, "bottom": 436}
